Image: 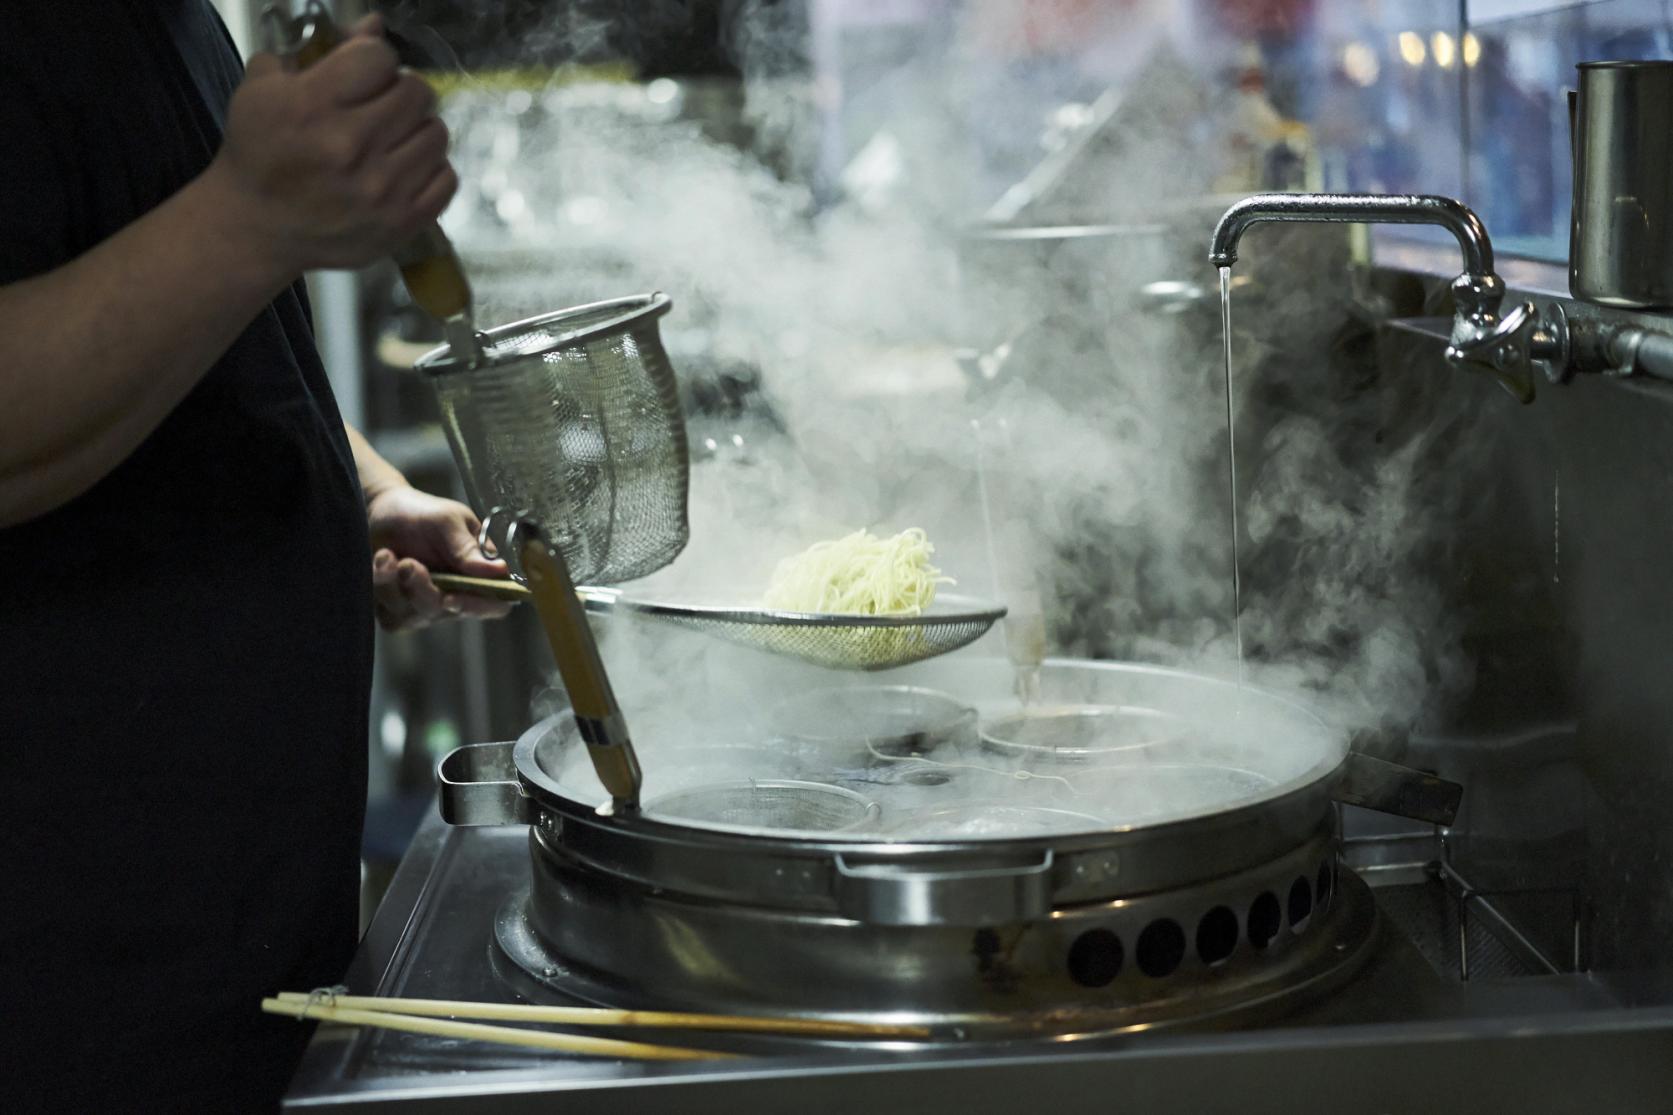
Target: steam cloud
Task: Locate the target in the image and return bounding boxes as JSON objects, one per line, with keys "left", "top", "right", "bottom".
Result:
{"left": 429, "top": 1, "right": 1476, "bottom": 823}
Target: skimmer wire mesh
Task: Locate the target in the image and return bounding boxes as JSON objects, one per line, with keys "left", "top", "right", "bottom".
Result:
{"left": 424, "top": 295, "right": 689, "bottom": 586}
{"left": 641, "top": 605, "right": 1002, "bottom": 671}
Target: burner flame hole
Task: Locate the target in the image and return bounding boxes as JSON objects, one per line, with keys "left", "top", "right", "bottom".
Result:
{"left": 1066, "top": 929, "right": 1123, "bottom": 988}
{"left": 1136, "top": 919, "right": 1187, "bottom": 978}
{"left": 1248, "top": 892, "right": 1282, "bottom": 949}
{"left": 1196, "top": 906, "right": 1239, "bottom": 967}
{"left": 1288, "top": 877, "right": 1313, "bottom": 934}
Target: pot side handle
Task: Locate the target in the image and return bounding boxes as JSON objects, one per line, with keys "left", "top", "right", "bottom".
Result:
{"left": 1333, "top": 751, "right": 1463, "bottom": 827}
{"left": 437, "top": 741, "right": 533, "bottom": 826}
{"left": 833, "top": 851, "right": 1055, "bottom": 927}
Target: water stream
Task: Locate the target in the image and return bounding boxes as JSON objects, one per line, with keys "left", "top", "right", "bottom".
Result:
{"left": 972, "top": 418, "right": 1044, "bottom": 704}
{"left": 1219, "top": 266, "right": 1245, "bottom": 681}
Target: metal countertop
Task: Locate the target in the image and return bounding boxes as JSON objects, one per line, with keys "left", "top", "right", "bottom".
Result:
{"left": 284, "top": 808, "right": 1673, "bottom": 1114}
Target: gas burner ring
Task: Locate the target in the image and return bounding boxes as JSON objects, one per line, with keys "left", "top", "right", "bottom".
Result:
{"left": 498, "top": 827, "right": 1374, "bottom": 1039}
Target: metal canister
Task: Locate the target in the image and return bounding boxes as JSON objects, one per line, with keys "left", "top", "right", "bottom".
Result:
{"left": 1570, "top": 61, "right": 1673, "bottom": 309}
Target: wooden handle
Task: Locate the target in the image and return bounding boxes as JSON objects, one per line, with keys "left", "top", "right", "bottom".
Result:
{"left": 518, "top": 540, "right": 616, "bottom": 720}
{"left": 584, "top": 742, "right": 642, "bottom": 812}
{"left": 430, "top": 573, "right": 531, "bottom": 603}
{"left": 518, "top": 536, "right": 641, "bottom": 809}
{"left": 429, "top": 566, "right": 639, "bottom": 804}
{"left": 393, "top": 227, "right": 473, "bottom": 323}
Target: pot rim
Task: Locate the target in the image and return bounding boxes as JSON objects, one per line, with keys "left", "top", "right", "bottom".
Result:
{"left": 516, "top": 658, "right": 1345, "bottom": 855}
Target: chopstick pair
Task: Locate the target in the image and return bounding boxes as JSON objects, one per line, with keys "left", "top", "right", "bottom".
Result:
{"left": 263, "top": 990, "right": 932, "bottom": 1061}
{"left": 262, "top": 994, "right": 726, "bottom": 1061}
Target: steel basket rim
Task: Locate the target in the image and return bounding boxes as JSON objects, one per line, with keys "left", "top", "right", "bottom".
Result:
{"left": 412, "top": 291, "right": 673, "bottom": 377}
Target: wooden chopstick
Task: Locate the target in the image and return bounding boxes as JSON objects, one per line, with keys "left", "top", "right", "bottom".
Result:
{"left": 274, "top": 991, "right": 932, "bottom": 1040}
{"left": 261, "top": 997, "right": 732, "bottom": 1061}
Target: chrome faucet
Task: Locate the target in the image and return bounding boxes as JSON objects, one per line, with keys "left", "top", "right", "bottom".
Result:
{"left": 1209, "top": 193, "right": 1569, "bottom": 403}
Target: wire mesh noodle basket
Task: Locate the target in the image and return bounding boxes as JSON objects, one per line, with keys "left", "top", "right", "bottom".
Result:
{"left": 415, "top": 293, "right": 689, "bottom": 586}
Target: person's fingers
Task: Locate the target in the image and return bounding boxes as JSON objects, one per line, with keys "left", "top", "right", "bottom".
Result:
{"left": 244, "top": 52, "right": 283, "bottom": 80}
{"left": 350, "top": 72, "right": 439, "bottom": 157}
{"left": 442, "top": 594, "right": 515, "bottom": 620}
{"left": 373, "top": 579, "right": 420, "bottom": 629}
{"left": 401, "top": 163, "right": 458, "bottom": 229}
{"left": 348, "top": 12, "right": 385, "bottom": 39}
{"left": 373, "top": 550, "right": 414, "bottom": 628}
{"left": 378, "top": 118, "right": 450, "bottom": 201}
{"left": 466, "top": 555, "right": 512, "bottom": 577}
{"left": 371, "top": 547, "right": 401, "bottom": 587}
{"left": 372, "top": 525, "right": 514, "bottom": 625}
{"left": 443, "top": 510, "right": 509, "bottom": 577}
{"left": 397, "top": 557, "right": 448, "bottom": 619}
{"left": 311, "top": 34, "right": 400, "bottom": 107}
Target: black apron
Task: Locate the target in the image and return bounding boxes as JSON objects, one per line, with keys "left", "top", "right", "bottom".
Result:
{"left": 0, "top": 4, "right": 373, "bottom": 1110}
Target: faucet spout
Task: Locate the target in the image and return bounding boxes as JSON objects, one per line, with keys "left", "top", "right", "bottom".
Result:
{"left": 1207, "top": 192, "right": 1570, "bottom": 403}
{"left": 1208, "top": 193, "right": 1494, "bottom": 279}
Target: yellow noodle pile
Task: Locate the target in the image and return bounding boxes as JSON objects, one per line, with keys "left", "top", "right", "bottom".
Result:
{"left": 763, "top": 528, "right": 953, "bottom": 615}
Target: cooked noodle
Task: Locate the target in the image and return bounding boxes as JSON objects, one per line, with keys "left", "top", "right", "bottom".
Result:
{"left": 763, "top": 528, "right": 953, "bottom": 615}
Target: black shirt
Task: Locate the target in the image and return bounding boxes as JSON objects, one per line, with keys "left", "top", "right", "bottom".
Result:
{"left": 0, "top": 3, "right": 373, "bottom": 1110}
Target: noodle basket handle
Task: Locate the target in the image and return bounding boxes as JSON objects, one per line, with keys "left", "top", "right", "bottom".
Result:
{"left": 477, "top": 506, "right": 533, "bottom": 571}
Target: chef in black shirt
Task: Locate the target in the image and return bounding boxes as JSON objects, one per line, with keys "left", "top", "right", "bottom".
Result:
{"left": 0, "top": 4, "right": 510, "bottom": 1110}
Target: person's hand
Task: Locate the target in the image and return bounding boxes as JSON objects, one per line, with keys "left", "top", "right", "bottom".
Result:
{"left": 366, "top": 485, "right": 513, "bottom": 630}
{"left": 208, "top": 14, "right": 456, "bottom": 274}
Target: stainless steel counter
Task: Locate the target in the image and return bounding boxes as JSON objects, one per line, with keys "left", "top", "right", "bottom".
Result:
{"left": 284, "top": 807, "right": 1673, "bottom": 1113}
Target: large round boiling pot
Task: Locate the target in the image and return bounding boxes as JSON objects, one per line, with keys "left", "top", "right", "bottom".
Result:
{"left": 438, "top": 660, "right": 1454, "bottom": 1036}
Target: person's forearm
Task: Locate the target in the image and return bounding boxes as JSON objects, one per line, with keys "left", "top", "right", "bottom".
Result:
{"left": 0, "top": 161, "right": 296, "bottom": 527}
{"left": 344, "top": 423, "right": 409, "bottom": 503}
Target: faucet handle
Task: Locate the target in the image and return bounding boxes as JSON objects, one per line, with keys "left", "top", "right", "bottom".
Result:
{"left": 1445, "top": 300, "right": 1569, "bottom": 404}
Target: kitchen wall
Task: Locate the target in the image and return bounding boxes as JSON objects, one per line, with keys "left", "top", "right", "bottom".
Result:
{"left": 1263, "top": 0, "right": 1673, "bottom": 976}
{"left": 1340, "top": 290, "right": 1673, "bottom": 979}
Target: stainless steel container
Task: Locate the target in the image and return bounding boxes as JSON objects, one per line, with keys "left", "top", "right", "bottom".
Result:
{"left": 1570, "top": 61, "right": 1673, "bottom": 309}
{"left": 438, "top": 660, "right": 1457, "bottom": 1037}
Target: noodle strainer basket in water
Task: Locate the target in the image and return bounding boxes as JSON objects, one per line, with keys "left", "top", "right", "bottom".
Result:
{"left": 644, "top": 780, "right": 880, "bottom": 833}
{"left": 414, "top": 293, "right": 689, "bottom": 586}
